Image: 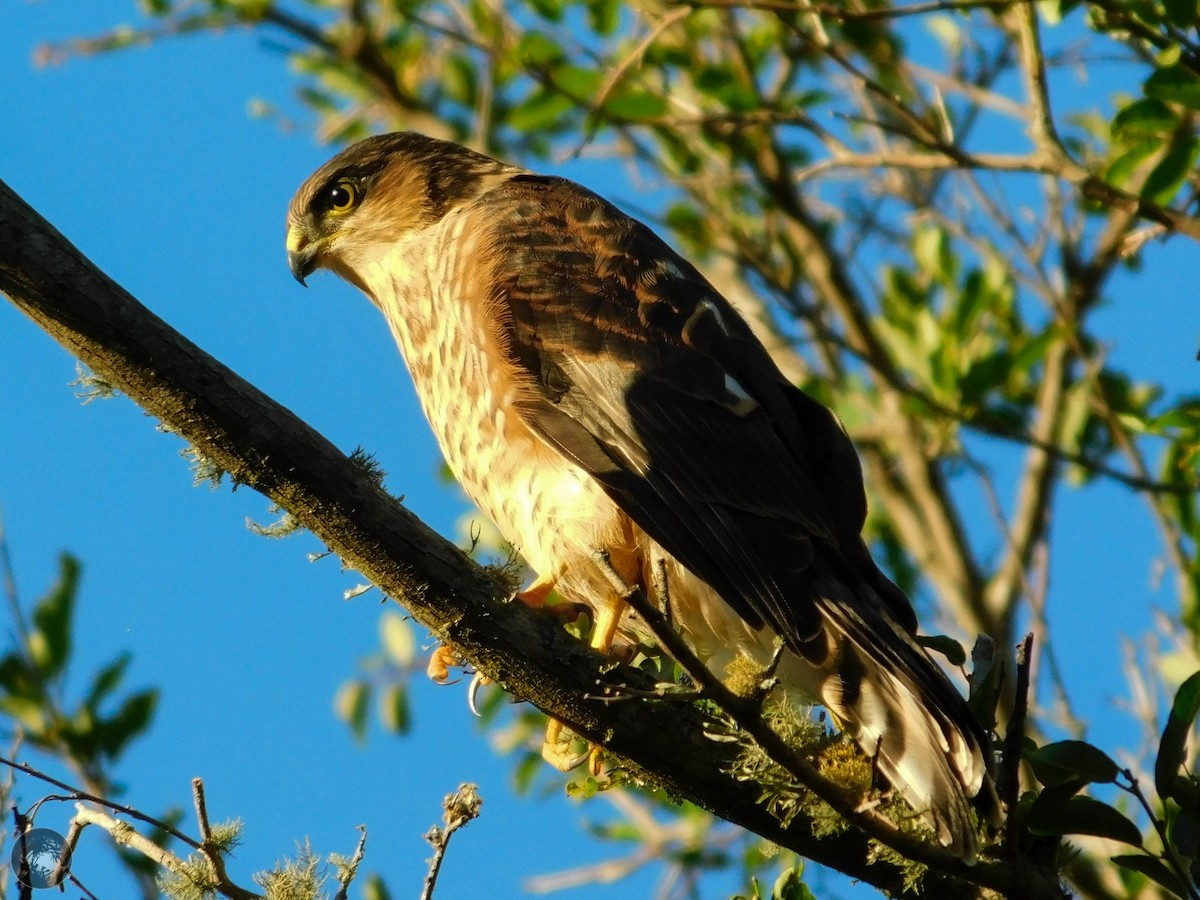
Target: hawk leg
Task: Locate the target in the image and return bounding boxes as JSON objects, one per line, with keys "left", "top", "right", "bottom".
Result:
{"left": 515, "top": 573, "right": 589, "bottom": 623}
{"left": 541, "top": 601, "right": 625, "bottom": 773}
{"left": 515, "top": 573, "right": 556, "bottom": 608}
{"left": 542, "top": 552, "right": 634, "bottom": 774}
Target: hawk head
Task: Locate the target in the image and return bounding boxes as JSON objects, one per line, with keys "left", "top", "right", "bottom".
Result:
{"left": 286, "top": 132, "right": 519, "bottom": 289}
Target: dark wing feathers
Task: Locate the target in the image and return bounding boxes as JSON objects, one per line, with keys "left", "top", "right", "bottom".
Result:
{"left": 478, "top": 174, "right": 889, "bottom": 654}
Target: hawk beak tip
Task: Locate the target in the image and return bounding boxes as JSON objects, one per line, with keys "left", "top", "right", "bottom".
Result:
{"left": 287, "top": 248, "right": 316, "bottom": 287}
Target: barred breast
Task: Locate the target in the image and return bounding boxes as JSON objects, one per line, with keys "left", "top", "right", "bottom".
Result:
{"left": 355, "top": 212, "right": 633, "bottom": 605}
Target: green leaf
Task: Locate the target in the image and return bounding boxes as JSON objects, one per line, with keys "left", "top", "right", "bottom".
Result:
{"left": 949, "top": 270, "right": 990, "bottom": 337}
{"left": 30, "top": 554, "right": 81, "bottom": 678}
{"left": 913, "top": 225, "right": 952, "bottom": 282}
{"left": 443, "top": 55, "right": 479, "bottom": 106}
{"left": 513, "top": 751, "right": 542, "bottom": 794}
{"left": 1169, "top": 801, "right": 1200, "bottom": 860}
{"left": 1160, "top": 43, "right": 1184, "bottom": 69}
{"left": 1156, "top": 670, "right": 1200, "bottom": 799}
{"left": 959, "top": 351, "right": 1013, "bottom": 407}
{"left": 967, "top": 637, "right": 1001, "bottom": 734}
{"left": 1145, "top": 65, "right": 1200, "bottom": 111}
{"left": 0, "top": 694, "right": 48, "bottom": 733}
{"left": 335, "top": 680, "right": 371, "bottom": 743}
{"left": 1012, "top": 328, "right": 1060, "bottom": 376}
{"left": 1027, "top": 794, "right": 1144, "bottom": 846}
{"left": 1105, "top": 138, "right": 1160, "bottom": 189}
{"left": 772, "top": 866, "right": 817, "bottom": 900}
{"left": 83, "top": 653, "right": 131, "bottom": 709}
{"left": 1027, "top": 801, "right": 1137, "bottom": 849}
{"left": 97, "top": 689, "right": 158, "bottom": 758}
{"left": 553, "top": 65, "right": 602, "bottom": 99}
{"left": 1112, "top": 853, "right": 1190, "bottom": 897}
{"left": 1059, "top": 376, "right": 1093, "bottom": 458}
{"left": 379, "top": 611, "right": 416, "bottom": 668}
{"left": 509, "top": 88, "right": 573, "bottom": 132}
{"left": 0, "top": 653, "right": 37, "bottom": 697}
{"left": 586, "top": 0, "right": 620, "bottom": 36}
{"left": 297, "top": 86, "right": 339, "bottom": 116}
{"left": 916, "top": 633, "right": 967, "bottom": 666}
{"left": 1037, "top": 0, "right": 1064, "bottom": 25}
{"left": 565, "top": 774, "right": 601, "bottom": 799}
{"left": 602, "top": 90, "right": 668, "bottom": 121}
{"left": 1150, "top": 404, "right": 1200, "bottom": 433}
{"left": 1027, "top": 740, "right": 1121, "bottom": 786}
{"left": 695, "top": 66, "right": 758, "bottom": 111}
{"left": 1142, "top": 136, "right": 1198, "bottom": 206}
{"left": 1112, "top": 99, "right": 1178, "bottom": 139}
{"left": 516, "top": 32, "right": 563, "bottom": 67}
{"left": 527, "top": 0, "right": 563, "bottom": 22}
{"left": 378, "top": 683, "right": 410, "bottom": 735}
{"left": 926, "top": 15, "right": 962, "bottom": 54}
{"left": 362, "top": 873, "right": 393, "bottom": 900}
{"left": 1163, "top": 0, "right": 1199, "bottom": 30}
{"left": 884, "top": 266, "right": 925, "bottom": 313}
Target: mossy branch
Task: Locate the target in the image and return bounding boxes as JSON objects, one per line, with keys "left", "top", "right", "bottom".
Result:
{"left": 0, "top": 178, "right": 1061, "bottom": 898}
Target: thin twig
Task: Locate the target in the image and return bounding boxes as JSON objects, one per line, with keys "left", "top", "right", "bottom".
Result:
{"left": 12, "top": 807, "right": 34, "bottom": 900}
{"left": 686, "top": 0, "right": 1025, "bottom": 21}
{"left": 582, "top": 683, "right": 702, "bottom": 702}
{"left": 332, "top": 826, "right": 368, "bottom": 900}
{"left": 1002, "top": 634, "right": 1033, "bottom": 856}
{"left": 66, "top": 871, "right": 100, "bottom": 900}
{"left": 191, "top": 778, "right": 258, "bottom": 900}
{"left": 1119, "top": 769, "right": 1200, "bottom": 900}
{"left": 420, "top": 784, "right": 482, "bottom": 900}
{"left": 592, "top": 8, "right": 691, "bottom": 120}
{"left": 0, "top": 757, "right": 199, "bottom": 849}
{"left": 193, "top": 777, "right": 213, "bottom": 842}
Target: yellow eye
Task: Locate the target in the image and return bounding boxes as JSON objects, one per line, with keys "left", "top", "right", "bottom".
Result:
{"left": 324, "top": 180, "right": 359, "bottom": 215}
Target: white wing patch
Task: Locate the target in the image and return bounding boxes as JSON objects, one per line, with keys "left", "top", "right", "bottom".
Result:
{"left": 722, "top": 373, "right": 759, "bottom": 416}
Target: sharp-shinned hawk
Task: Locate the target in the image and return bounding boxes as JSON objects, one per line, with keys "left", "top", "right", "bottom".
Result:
{"left": 285, "top": 132, "right": 997, "bottom": 858}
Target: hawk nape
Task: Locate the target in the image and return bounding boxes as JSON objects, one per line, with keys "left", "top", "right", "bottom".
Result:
{"left": 286, "top": 132, "right": 998, "bottom": 858}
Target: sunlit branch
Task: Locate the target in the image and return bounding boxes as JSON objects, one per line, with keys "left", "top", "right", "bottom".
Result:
{"left": 684, "top": 0, "right": 1029, "bottom": 22}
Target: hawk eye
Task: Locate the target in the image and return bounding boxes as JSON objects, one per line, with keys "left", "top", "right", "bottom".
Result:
{"left": 323, "top": 180, "right": 359, "bottom": 215}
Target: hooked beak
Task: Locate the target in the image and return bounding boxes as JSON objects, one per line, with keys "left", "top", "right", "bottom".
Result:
{"left": 286, "top": 225, "right": 320, "bottom": 286}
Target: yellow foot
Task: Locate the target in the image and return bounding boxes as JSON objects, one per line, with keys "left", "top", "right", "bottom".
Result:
{"left": 541, "top": 717, "right": 600, "bottom": 772}
{"left": 590, "top": 596, "right": 625, "bottom": 656}
{"left": 426, "top": 643, "right": 461, "bottom": 683}
{"left": 513, "top": 574, "right": 589, "bottom": 623}
{"left": 514, "top": 574, "right": 557, "bottom": 608}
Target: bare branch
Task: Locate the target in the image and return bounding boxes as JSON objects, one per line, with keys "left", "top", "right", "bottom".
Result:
{"left": 71, "top": 806, "right": 196, "bottom": 883}
{"left": 0, "top": 756, "right": 199, "bottom": 850}
{"left": 686, "top": 0, "right": 1026, "bottom": 22}
{"left": 420, "top": 784, "right": 482, "bottom": 900}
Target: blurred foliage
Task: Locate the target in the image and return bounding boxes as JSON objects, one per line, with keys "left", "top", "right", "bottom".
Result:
{"left": 0, "top": 555, "right": 157, "bottom": 783}
{"left": 28, "top": 0, "right": 1200, "bottom": 895}
{"left": 335, "top": 608, "right": 418, "bottom": 742}
{"left": 0, "top": 549, "right": 171, "bottom": 898}
{"left": 0, "top": 540, "right": 383, "bottom": 898}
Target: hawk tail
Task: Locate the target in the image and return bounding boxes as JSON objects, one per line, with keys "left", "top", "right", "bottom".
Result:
{"left": 808, "top": 583, "right": 998, "bottom": 860}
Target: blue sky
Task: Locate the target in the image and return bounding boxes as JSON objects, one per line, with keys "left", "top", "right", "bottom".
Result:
{"left": 1, "top": 7, "right": 662, "bottom": 898}
{"left": 1, "top": 3, "right": 1195, "bottom": 899}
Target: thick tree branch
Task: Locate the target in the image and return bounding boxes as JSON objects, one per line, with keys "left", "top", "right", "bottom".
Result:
{"left": 0, "top": 180, "right": 1065, "bottom": 898}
